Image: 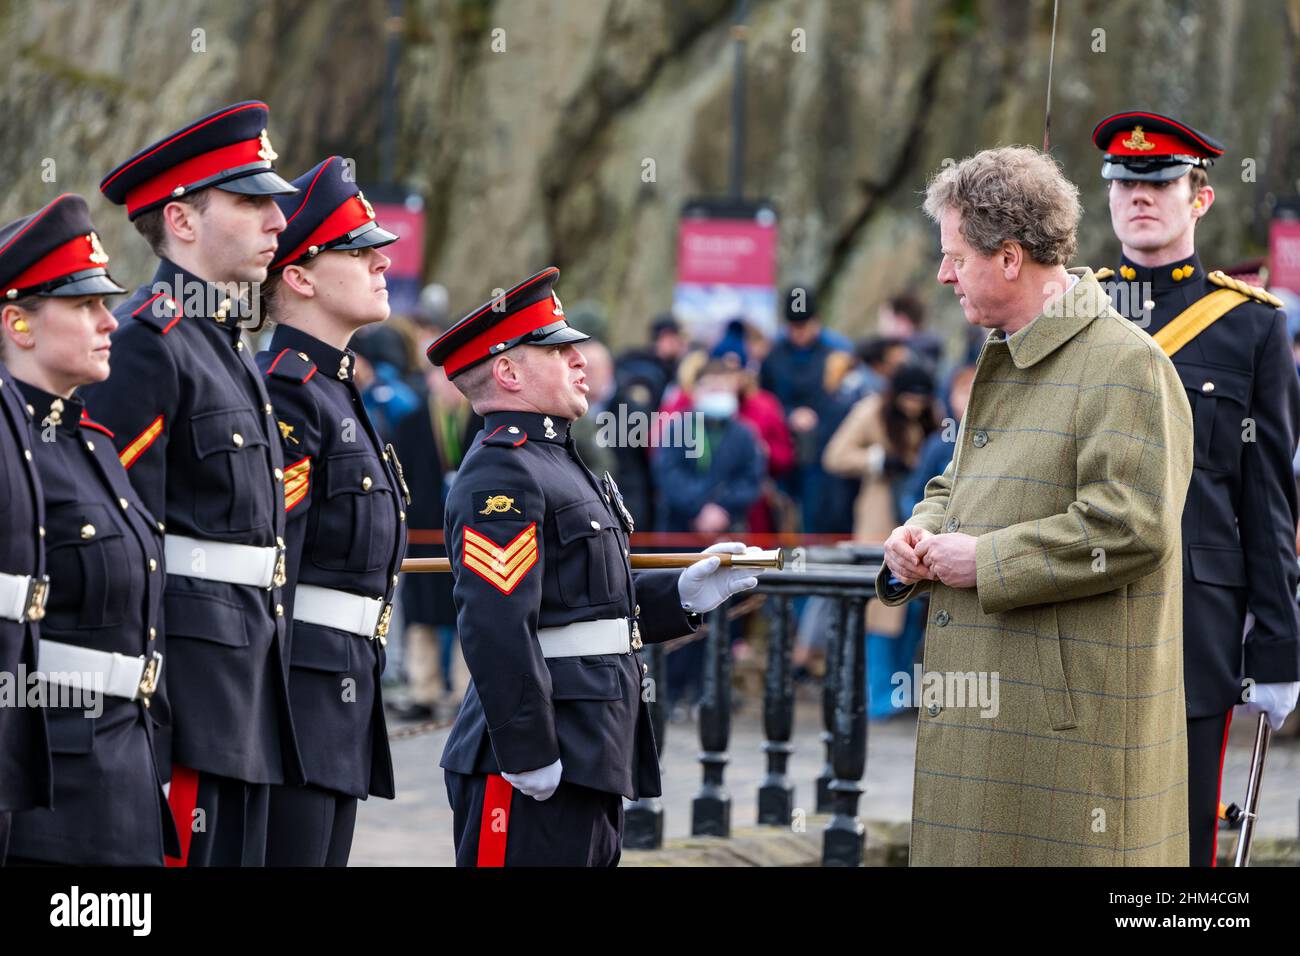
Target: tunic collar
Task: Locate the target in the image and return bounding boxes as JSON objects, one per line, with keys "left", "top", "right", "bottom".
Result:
{"left": 15, "top": 379, "right": 84, "bottom": 437}
{"left": 270, "top": 322, "right": 356, "bottom": 383}
{"left": 150, "top": 258, "right": 254, "bottom": 341}
{"left": 481, "top": 410, "right": 572, "bottom": 445}
{"left": 1116, "top": 251, "right": 1203, "bottom": 291}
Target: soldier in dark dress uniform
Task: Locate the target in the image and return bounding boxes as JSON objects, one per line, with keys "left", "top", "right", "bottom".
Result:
{"left": 429, "top": 267, "right": 761, "bottom": 866}
{"left": 0, "top": 194, "right": 179, "bottom": 864}
{"left": 254, "top": 155, "right": 407, "bottom": 866}
{"left": 1093, "top": 110, "right": 1300, "bottom": 866}
{"left": 0, "top": 225, "right": 53, "bottom": 868}
{"left": 80, "top": 101, "right": 304, "bottom": 866}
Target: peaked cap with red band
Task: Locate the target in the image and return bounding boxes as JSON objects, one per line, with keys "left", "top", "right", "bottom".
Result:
{"left": 100, "top": 100, "right": 297, "bottom": 220}
{"left": 1091, "top": 110, "right": 1224, "bottom": 182}
{"left": 0, "top": 194, "right": 127, "bottom": 300}
{"left": 269, "top": 156, "right": 398, "bottom": 272}
{"left": 426, "top": 267, "right": 590, "bottom": 378}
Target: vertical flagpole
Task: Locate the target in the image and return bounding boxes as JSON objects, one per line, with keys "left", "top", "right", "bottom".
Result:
{"left": 1043, "top": 0, "right": 1060, "bottom": 152}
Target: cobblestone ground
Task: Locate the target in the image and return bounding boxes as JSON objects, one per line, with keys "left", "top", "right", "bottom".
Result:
{"left": 352, "top": 691, "right": 1300, "bottom": 866}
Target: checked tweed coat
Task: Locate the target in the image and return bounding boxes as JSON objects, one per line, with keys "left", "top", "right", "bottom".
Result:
{"left": 877, "top": 269, "right": 1193, "bottom": 866}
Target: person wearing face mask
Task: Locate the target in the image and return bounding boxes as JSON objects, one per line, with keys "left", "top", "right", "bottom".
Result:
{"left": 0, "top": 194, "right": 178, "bottom": 865}
{"left": 1092, "top": 111, "right": 1300, "bottom": 866}
{"left": 253, "top": 156, "right": 408, "bottom": 866}
{"left": 824, "top": 363, "right": 944, "bottom": 720}
{"left": 653, "top": 361, "right": 766, "bottom": 536}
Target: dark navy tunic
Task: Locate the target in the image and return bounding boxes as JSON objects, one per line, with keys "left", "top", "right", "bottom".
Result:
{"left": 7, "top": 384, "right": 178, "bottom": 864}
{"left": 1103, "top": 254, "right": 1300, "bottom": 716}
{"left": 80, "top": 259, "right": 302, "bottom": 784}
{"left": 257, "top": 324, "right": 406, "bottom": 800}
{"left": 439, "top": 411, "right": 698, "bottom": 799}
{"left": 0, "top": 362, "right": 50, "bottom": 817}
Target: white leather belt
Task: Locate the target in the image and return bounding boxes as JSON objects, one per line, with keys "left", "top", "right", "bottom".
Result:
{"left": 164, "top": 534, "right": 285, "bottom": 589}
{"left": 38, "top": 640, "right": 163, "bottom": 704}
{"left": 537, "top": 618, "right": 640, "bottom": 658}
{"left": 293, "top": 584, "right": 387, "bottom": 641}
{"left": 0, "top": 571, "right": 49, "bottom": 623}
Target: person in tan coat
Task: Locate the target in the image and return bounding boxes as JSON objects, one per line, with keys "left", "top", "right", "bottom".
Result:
{"left": 878, "top": 146, "right": 1194, "bottom": 866}
{"left": 824, "top": 363, "right": 942, "bottom": 718}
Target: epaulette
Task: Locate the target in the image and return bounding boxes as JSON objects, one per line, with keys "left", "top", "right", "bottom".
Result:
{"left": 262, "top": 348, "right": 318, "bottom": 384}
{"left": 1208, "top": 270, "right": 1283, "bottom": 308}
{"left": 78, "top": 410, "right": 115, "bottom": 439}
{"left": 1093, "top": 267, "right": 1115, "bottom": 281}
{"left": 480, "top": 423, "right": 528, "bottom": 448}
{"left": 130, "top": 291, "right": 183, "bottom": 334}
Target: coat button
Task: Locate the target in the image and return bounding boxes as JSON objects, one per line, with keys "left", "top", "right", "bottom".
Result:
{"left": 236, "top": 341, "right": 245, "bottom": 351}
{"left": 945, "top": 517, "right": 959, "bottom": 533}
{"left": 362, "top": 476, "right": 373, "bottom": 491}
{"left": 274, "top": 468, "right": 283, "bottom": 480}
{"left": 927, "top": 704, "right": 942, "bottom": 717}
{"left": 157, "top": 521, "right": 165, "bottom": 533}
{"left": 232, "top": 433, "right": 244, "bottom": 447}
{"left": 265, "top": 403, "right": 273, "bottom": 415}
{"left": 298, "top": 352, "right": 309, "bottom": 362}
{"left": 642, "top": 663, "right": 649, "bottom": 674}
{"left": 119, "top": 497, "right": 129, "bottom": 510}
{"left": 935, "top": 609, "right": 950, "bottom": 627}
{"left": 80, "top": 524, "right": 96, "bottom": 539}
{"left": 635, "top": 604, "right": 641, "bottom": 616}
{"left": 276, "top": 536, "right": 285, "bottom": 547}
{"left": 508, "top": 426, "right": 520, "bottom": 434}
{"left": 276, "top": 604, "right": 284, "bottom": 617}
{"left": 149, "top": 627, "right": 157, "bottom": 641}
{"left": 590, "top": 520, "right": 600, "bottom": 530}
{"left": 24, "top": 449, "right": 32, "bottom": 460}
{"left": 1202, "top": 381, "right": 1215, "bottom": 393}
{"left": 38, "top": 526, "right": 44, "bottom": 538}
{"left": 85, "top": 442, "right": 95, "bottom": 452}
{"left": 972, "top": 430, "right": 988, "bottom": 448}
{"left": 149, "top": 558, "right": 158, "bottom": 572}
{"left": 399, "top": 510, "right": 405, "bottom": 521}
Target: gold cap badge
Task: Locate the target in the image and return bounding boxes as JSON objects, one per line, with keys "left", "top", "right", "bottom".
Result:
{"left": 257, "top": 129, "right": 278, "bottom": 162}
{"left": 87, "top": 232, "right": 109, "bottom": 265}
{"left": 1121, "top": 126, "right": 1156, "bottom": 152}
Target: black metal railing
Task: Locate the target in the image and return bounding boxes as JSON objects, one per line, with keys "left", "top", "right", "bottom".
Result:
{"left": 624, "top": 544, "right": 885, "bottom": 866}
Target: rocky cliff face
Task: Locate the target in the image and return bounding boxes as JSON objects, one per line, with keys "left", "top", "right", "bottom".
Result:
{"left": 3, "top": 0, "right": 1298, "bottom": 348}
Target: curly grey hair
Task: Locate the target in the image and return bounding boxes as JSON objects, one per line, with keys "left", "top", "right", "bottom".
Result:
{"left": 923, "top": 146, "right": 1081, "bottom": 266}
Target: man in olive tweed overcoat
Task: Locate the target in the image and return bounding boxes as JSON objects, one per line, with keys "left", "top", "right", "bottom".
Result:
{"left": 879, "top": 147, "right": 1194, "bottom": 866}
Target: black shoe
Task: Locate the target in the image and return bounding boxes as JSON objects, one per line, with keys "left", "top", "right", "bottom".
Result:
{"left": 392, "top": 701, "right": 435, "bottom": 721}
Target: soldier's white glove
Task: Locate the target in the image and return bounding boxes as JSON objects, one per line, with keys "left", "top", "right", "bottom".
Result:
{"left": 677, "top": 542, "right": 761, "bottom": 614}
{"left": 1241, "top": 681, "right": 1300, "bottom": 732}
{"left": 501, "top": 757, "right": 563, "bottom": 801}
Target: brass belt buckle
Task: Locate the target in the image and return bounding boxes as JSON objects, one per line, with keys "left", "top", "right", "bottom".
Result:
{"left": 271, "top": 546, "right": 287, "bottom": 590}
{"left": 137, "top": 651, "right": 163, "bottom": 706}
{"left": 630, "top": 619, "right": 642, "bottom": 653}
{"left": 25, "top": 575, "right": 49, "bottom": 622}
{"left": 373, "top": 603, "right": 393, "bottom": 647}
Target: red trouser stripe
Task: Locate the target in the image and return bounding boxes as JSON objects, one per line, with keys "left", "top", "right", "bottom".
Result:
{"left": 1210, "top": 709, "right": 1233, "bottom": 867}
{"left": 164, "top": 765, "right": 200, "bottom": 867}
{"left": 477, "top": 774, "right": 513, "bottom": 867}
